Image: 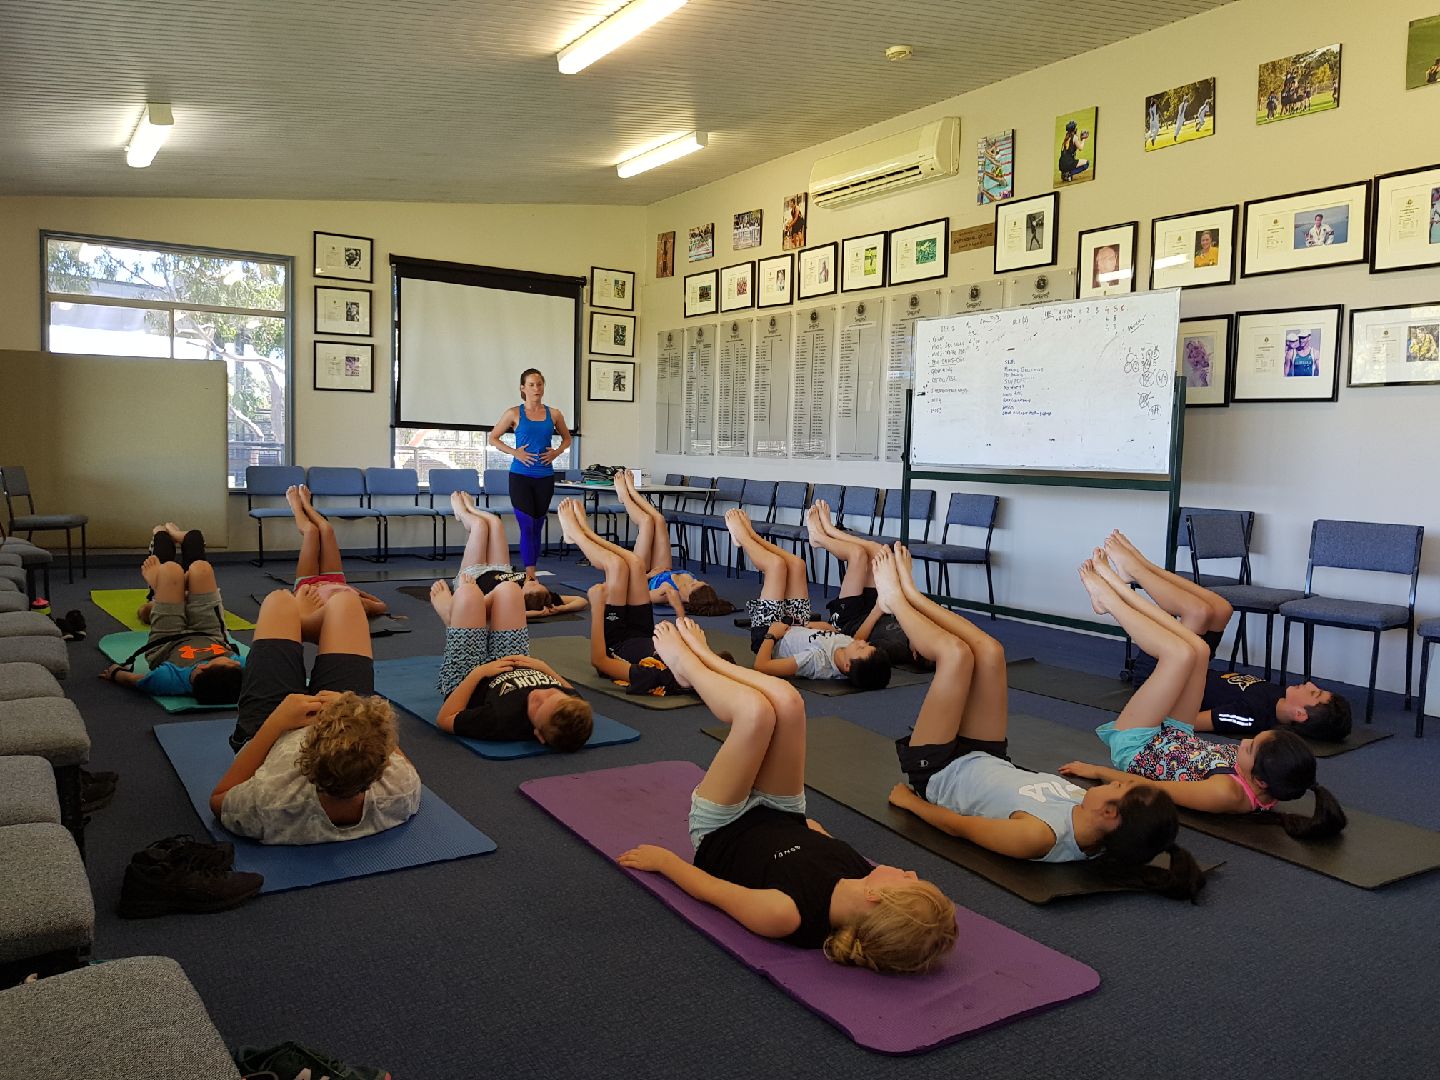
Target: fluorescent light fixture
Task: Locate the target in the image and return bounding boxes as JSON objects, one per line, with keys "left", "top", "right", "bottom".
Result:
{"left": 617, "top": 131, "right": 707, "bottom": 178}
{"left": 125, "top": 103, "right": 174, "bottom": 168}
{"left": 1152, "top": 254, "right": 1188, "bottom": 270}
{"left": 557, "top": 0, "right": 687, "bottom": 74}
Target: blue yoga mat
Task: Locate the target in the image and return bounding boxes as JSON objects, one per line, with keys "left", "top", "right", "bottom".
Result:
{"left": 153, "top": 717, "right": 496, "bottom": 893}
{"left": 373, "top": 655, "right": 641, "bottom": 759}
{"left": 99, "top": 631, "right": 251, "bottom": 713}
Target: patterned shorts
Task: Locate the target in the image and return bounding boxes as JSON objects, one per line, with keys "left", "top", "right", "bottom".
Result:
{"left": 437, "top": 625, "right": 531, "bottom": 696}
{"left": 745, "top": 597, "right": 811, "bottom": 652}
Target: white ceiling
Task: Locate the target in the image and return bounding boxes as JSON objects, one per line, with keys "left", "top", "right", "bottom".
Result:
{"left": 0, "top": 0, "right": 1234, "bottom": 205}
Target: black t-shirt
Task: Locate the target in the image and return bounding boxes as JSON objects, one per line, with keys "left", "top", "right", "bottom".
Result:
{"left": 694, "top": 805, "right": 871, "bottom": 948}
{"left": 609, "top": 637, "right": 695, "bottom": 698}
{"left": 475, "top": 569, "right": 562, "bottom": 607}
{"left": 826, "top": 590, "right": 912, "bottom": 666}
{"left": 452, "top": 667, "right": 581, "bottom": 740}
{"left": 1203, "top": 671, "right": 1285, "bottom": 738}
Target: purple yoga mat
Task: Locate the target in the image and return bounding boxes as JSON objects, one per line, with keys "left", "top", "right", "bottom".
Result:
{"left": 520, "top": 761, "right": 1100, "bottom": 1055}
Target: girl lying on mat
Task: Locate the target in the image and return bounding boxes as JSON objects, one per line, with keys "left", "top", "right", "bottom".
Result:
{"left": 1059, "top": 549, "right": 1346, "bottom": 839}
{"left": 286, "top": 484, "right": 392, "bottom": 634}
{"left": 429, "top": 525, "right": 592, "bottom": 751}
{"left": 448, "top": 490, "right": 587, "bottom": 620}
{"left": 618, "top": 617, "right": 956, "bottom": 973}
{"left": 610, "top": 469, "right": 733, "bottom": 617}
{"left": 213, "top": 588, "right": 420, "bottom": 844}
{"left": 877, "top": 545, "right": 1203, "bottom": 900}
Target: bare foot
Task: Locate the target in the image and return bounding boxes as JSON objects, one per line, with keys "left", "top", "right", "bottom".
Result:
{"left": 804, "top": 504, "right": 826, "bottom": 545}
{"left": 164, "top": 521, "right": 186, "bottom": 542}
{"left": 450, "top": 490, "right": 474, "bottom": 529}
{"left": 651, "top": 622, "right": 694, "bottom": 687}
{"left": 296, "top": 583, "right": 325, "bottom": 622}
{"left": 892, "top": 543, "right": 922, "bottom": 596}
{"left": 430, "top": 579, "right": 454, "bottom": 623}
{"left": 285, "top": 484, "right": 306, "bottom": 518}
{"left": 557, "top": 499, "right": 583, "bottom": 545}
{"left": 140, "top": 554, "right": 161, "bottom": 588}
{"left": 812, "top": 499, "right": 835, "bottom": 534}
{"left": 674, "top": 615, "right": 710, "bottom": 655}
{"left": 1091, "top": 552, "right": 1131, "bottom": 595}
{"left": 1103, "top": 535, "right": 1138, "bottom": 583}
{"left": 724, "top": 508, "right": 751, "bottom": 544}
{"left": 871, "top": 548, "right": 904, "bottom": 614}
{"left": 1078, "top": 561, "right": 1107, "bottom": 616}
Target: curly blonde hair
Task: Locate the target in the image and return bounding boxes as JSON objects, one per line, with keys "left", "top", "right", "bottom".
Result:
{"left": 294, "top": 692, "right": 398, "bottom": 799}
{"left": 822, "top": 881, "right": 957, "bottom": 974}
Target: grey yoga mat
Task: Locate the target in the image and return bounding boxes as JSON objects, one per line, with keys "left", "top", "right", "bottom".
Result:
{"left": 528, "top": 635, "right": 703, "bottom": 710}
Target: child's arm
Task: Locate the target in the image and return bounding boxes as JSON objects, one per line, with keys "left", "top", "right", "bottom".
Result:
{"left": 889, "top": 784, "right": 1055, "bottom": 859}
{"left": 437, "top": 660, "right": 516, "bottom": 731}
{"left": 752, "top": 628, "right": 799, "bottom": 676}
{"left": 507, "top": 656, "right": 577, "bottom": 689}
{"left": 99, "top": 664, "right": 143, "bottom": 689}
{"left": 355, "top": 590, "right": 389, "bottom": 617}
{"left": 209, "top": 694, "right": 322, "bottom": 813}
{"left": 1059, "top": 761, "right": 1250, "bottom": 814}
{"left": 847, "top": 604, "right": 884, "bottom": 644}
{"left": 617, "top": 845, "right": 800, "bottom": 939}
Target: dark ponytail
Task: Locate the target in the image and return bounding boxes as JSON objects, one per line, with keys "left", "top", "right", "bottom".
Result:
{"left": 1274, "top": 783, "right": 1348, "bottom": 840}
{"left": 1099, "top": 786, "right": 1206, "bottom": 902}
{"left": 1252, "top": 730, "right": 1348, "bottom": 839}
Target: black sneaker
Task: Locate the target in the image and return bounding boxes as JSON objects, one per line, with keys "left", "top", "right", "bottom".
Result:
{"left": 232, "top": 1042, "right": 391, "bottom": 1080}
{"left": 80, "top": 769, "right": 117, "bottom": 813}
{"left": 63, "top": 609, "right": 86, "bottom": 640}
{"left": 116, "top": 853, "right": 262, "bottom": 919}
{"left": 133, "top": 833, "right": 235, "bottom": 872}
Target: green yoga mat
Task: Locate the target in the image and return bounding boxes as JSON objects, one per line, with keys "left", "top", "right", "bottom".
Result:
{"left": 98, "top": 631, "right": 251, "bottom": 713}
{"left": 91, "top": 589, "right": 255, "bottom": 632}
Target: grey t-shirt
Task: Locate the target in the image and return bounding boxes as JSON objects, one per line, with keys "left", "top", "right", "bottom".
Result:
{"left": 776, "top": 626, "right": 849, "bottom": 680}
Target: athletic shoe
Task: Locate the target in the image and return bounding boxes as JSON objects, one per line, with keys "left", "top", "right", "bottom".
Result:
{"left": 132, "top": 833, "right": 234, "bottom": 872}
{"left": 116, "top": 843, "right": 258, "bottom": 918}
{"left": 63, "top": 609, "right": 86, "bottom": 640}
{"left": 232, "top": 1042, "right": 392, "bottom": 1080}
{"left": 80, "top": 768, "right": 118, "bottom": 813}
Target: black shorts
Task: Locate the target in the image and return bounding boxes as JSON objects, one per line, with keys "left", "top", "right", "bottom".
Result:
{"left": 895, "top": 733, "right": 1010, "bottom": 801}
{"left": 230, "top": 639, "right": 374, "bottom": 752}
{"left": 825, "top": 588, "right": 877, "bottom": 636}
{"left": 603, "top": 603, "right": 654, "bottom": 656}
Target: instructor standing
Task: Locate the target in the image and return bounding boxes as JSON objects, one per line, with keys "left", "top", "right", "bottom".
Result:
{"left": 488, "top": 367, "right": 572, "bottom": 582}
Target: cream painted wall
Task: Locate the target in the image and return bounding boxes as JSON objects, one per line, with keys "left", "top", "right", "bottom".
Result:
{"left": 639, "top": 0, "right": 1440, "bottom": 693}
{"left": 0, "top": 197, "right": 647, "bottom": 549}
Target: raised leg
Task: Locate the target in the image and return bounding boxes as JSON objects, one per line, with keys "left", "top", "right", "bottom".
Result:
{"left": 560, "top": 500, "right": 648, "bottom": 605}
{"left": 1105, "top": 531, "right": 1232, "bottom": 634}
{"left": 316, "top": 588, "right": 372, "bottom": 658}
{"left": 726, "top": 509, "right": 806, "bottom": 600}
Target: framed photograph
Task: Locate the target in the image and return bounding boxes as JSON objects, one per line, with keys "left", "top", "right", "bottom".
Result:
{"left": 841, "top": 231, "right": 887, "bottom": 292}
{"left": 656, "top": 231, "right": 676, "bottom": 279}
{"left": 720, "top": 261, "right": 755, "bottom": 312}
{"left": 314, "top": 341, "right": 374, "bottom": 392}
{"left": 977, "top": 130, "right": 1015, "bottom": 204}
{"left": 1053, "top": 106, "right": 1097, "bottom": 186}
{"left": 1232, "top": 305, "right": 1343, "bottom": 403}
{"left": 1149, "top": 205, "right": 1237, "bottom": 289}
{"left": 797, "top": 242, "right": 837, "bottom": 299}
{"left": 888, "top": 218, "right": 949, "bottom": 285}
{"left": 687, "top": 222, "right": 715, "bottom": 262}
{"left": 1077, "top": 220, "right": 1137, "bottom": 298}
{"left": 1371, "top": 163, "right": 1440, "bottom": 274}
{"left": 313, "top": 232, "right": 373, "bottom": 283}
{"left": 1241, "top": 181, "right": 1369, "bottom": 277}
{"left": 733, "top": 210, "right": 763, "bottom": 251}
{"left": 1406, "top": 15, "right": 1440, "bottom": 90}
{"left": 1144, "top": 77, "right": 1215, "bottom": 151}
{"left": 1347, "top": 302, "right": 1440, "bottom": 387}
{"left": 590, "top": 266, "right": 636, "bottom": 311}
{"left": 1257, "top": 44, "right": 1341, "bottom": 124}
{"left": 757, "top": 253, "right": 793, "bottom": 309}
{"left": 589, "top": 311, "right": 636, "bottom": 357}
{"left": 314, "top": 286, "right": 371, "bottom": 337}
{"left": 1176, "top": 315, "right": 1232, "bottom": 407}
{"left": 781, "top": 193, "right": 807, "bottom": 250}
{"left": 994, "top": 192, "right": 1058, "bottom": 273}
{"left": 684, "top": 270, "right": 718, "bottom": 318}
{"left": 588, "top": 358, "right": 637, "bottom": 402}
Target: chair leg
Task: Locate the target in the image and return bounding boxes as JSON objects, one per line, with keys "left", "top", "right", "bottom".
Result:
{"left": 1261, "top": 613, "right": 1273, "bottom": 680}
{"left": 80, "top": 523, "right": 87, "bottom": 579}
{"left": 1405, "top": 624, "right": 1415, "bottom": 711}
{"left": 65, "top": 529, "right": 73, "bottom": 584}
{"left": 1417, "top": 640, "right": 1432, "bottom": 738}
{"left": 985, "top": 560, "right": 996, "bottom": 620}
{"left": 1227, "top": 614, "right": 1243, "bottom": 672}
{"left": 254, "top": 521, "right": 266, "bottom": 567}
{"left": 1366, "top": 631, "right": 1380, "bottom": 724}
{"left": 1278, "top": 618, "right": 1291, "bottom": 686}
{"left": 1302, "top": 623, "right": 1314, "bottom": 681}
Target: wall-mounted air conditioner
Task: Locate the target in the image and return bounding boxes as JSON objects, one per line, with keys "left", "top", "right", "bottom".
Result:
{"left": 809, "top": 117, "right": 961, "bottom": 209}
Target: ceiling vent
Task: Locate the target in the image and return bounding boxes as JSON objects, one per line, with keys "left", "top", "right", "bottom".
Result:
{"left": 809, "top": 117, "right": 961, "bottom": 208}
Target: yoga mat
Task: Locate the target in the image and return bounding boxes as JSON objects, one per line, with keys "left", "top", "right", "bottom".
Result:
{"left": 1005, "top": 659, "right": 1392, "bottom": 758}
{"left": 154, "top": 717, "right": 495, "bottom": 892}
{"left": 1000, "top": 713, "right": 1440, "bottom": 889}
{"left": 704, "top": 630, "right": 933, "bottom": 697}
{"left": 373, "top": 655, "right": 641, "bottom": 757}
{"left": 247, "top": 596, "right": 412, "bottom": 636}
{"left": 701, "top": 717, "right": 1224, "bottom": 904}
{"left": 529, "top": 636, "right": 702, "bottom": 711}
{"left": 90, "top": 588, "right": 256, "bottom": 632}
{"left": 520, "top": 761, "right": 1100, "bottom": 1055}
{"left": 396, "top": 584, "right": 584, "bottom": 622}
{"left": 99, "top": 631, "right": 251, "bottom": 713}
{"left": 268, "top": 567, "right": 557, "bottom": 586}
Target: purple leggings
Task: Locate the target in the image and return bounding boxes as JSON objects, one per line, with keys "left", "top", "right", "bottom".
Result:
{"left": 508, "top": 472, "right": 555, "bottom": 569}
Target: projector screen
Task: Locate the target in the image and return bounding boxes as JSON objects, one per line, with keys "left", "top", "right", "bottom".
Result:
{"left": 392, "top": 256, "right": 583, "bottom": 432}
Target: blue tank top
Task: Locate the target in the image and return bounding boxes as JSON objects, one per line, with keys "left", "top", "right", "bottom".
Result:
{"left": 926, "top": 752, "right": 1092, "bottom": 863}
{"left": 510, "top": 405, "right": 555, "bottom": 478}
{"left": 648, "top": 570, "right": 679, "bottom": 592}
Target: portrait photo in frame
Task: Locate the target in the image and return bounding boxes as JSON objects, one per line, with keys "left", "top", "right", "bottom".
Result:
{"left": 590, "top": 266, "right": 636, "bottom": 311}
{"left": 314, "top": 286, "right": 372, "bottom": 337}
{"left": 1232, "top": 305, "right": 1343, "bottom": 403}
{"left": 1176, "top": 314, "right": 1232, "bottom": 407}
{"left": 797, "top": 242, "right": 837, "bottom": 299}
{"left": 1241, "top": 181, "right": 1370, "bottom": 277}
{"left": 314, "top": 341, "right": 374, "bottom": 393}
{"left": 757, "top": 253, "right": 794, "bottom": 309}
{"left": 313, "top": 232, "right": 373, "bottom": 283}
{"left": 588, "top": 358, "right": 637, "bottom": 402}
{"left": 1076, "top": 220, "right": 1138, "bottom": 298}
{"left": 888, "top": 218, "right": 949, "bottom": 286}
{"left": 720, "top": 261, "right": 755, "bottom": 312}
{"left": 994, "top": 192, "right": 1058, "bottom": 273}
{"left": 1370, "top": 163, "right": 1440, "bottom": 274}
{"left": 683, "top": 270, "right": 718, "bottom": 318}
{"left": 841, "top": 231, "right": 887, "bottom": 292}
{"left": 1347, "top": 302, "right": 1440, "bottom": 387}
{"left": 1149, "top": 205, "right": 1237, "bottom": 289}
{"left": 589, "top": 311, "right": 636, "bottom": 357}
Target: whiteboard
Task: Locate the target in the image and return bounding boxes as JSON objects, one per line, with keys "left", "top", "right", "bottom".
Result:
{"left": 910, "top": 289, "right": 1181, "bottom": 474}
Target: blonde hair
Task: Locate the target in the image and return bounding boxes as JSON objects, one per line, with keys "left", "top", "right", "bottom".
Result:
{"left": 822, "top": 880, "right": 956, "bottom": 974}
{"left": 295, "top": 692, "right": 397, "bottom": 798}
{"left": 542, "top": 696, "right": 594, "bottom": 753}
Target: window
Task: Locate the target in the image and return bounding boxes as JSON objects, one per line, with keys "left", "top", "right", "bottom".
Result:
{"left": 43, "top": 233, "right": 291, "bottom": 488}
{"left": 393, "top": 427, "right": 574, "bottom": 484}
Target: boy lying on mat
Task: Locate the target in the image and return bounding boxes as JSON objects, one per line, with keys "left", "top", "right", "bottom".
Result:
{"left": 447, "top": 488, "right": 587, "bottom": 620}
{"left": 874, "top": 545, "right": 1202, "bottom": 900}
{"left": 617, "top": 616, "right": 955, "bottom": 972}
{"left": 213, "top": 588, "right": 420, "bottom": 844}
{"left": 428, "top": 518, "right": 592, "bottom": 750}
{"left": 727, "top": 508, "right": 890, "bottom": 689}
{"left": 284, "top": 483, "right": 393, "bottom": 634}
{"left": 609, "top": 469, "right": 733, "bottom": 618}
{"left": 555, "top": 497, "right": 721, "bottom": 698}
{"left": 101, "top": 545, "right": 246, "bottom": 705}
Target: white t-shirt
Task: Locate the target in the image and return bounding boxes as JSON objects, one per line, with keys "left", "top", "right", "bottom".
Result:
{"left": 775, "top": 625, "right": 849, "bottom": 680}
{"left": 220, "top": 729, "right": 422, "bottom": 845}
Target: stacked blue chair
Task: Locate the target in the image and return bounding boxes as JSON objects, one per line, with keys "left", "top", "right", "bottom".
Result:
{"left": 668, "top": 475, "right": 713, "bottom": 566}
{"left": 365, "top": 468, "right": 441, "bottom": 560}
{"left": 1413, "top": 618, "right": 1440, "bottom": 737}
{"left": 754, "top": 481, "right": 810, "bottom": 559}
{"left": 0, "top": 466, "right": 87, "bottom": 584}
{"left": 729, "top": 480, "right": 778, "bottom": 577}
{"left": 306, "top": 467, "right": 386, "bottom": 562}
{"left": 690, "top": 477, "right": 747, "bottom": 574}
{"left": 1175, "top": 506, "right": 1256, "bottom": 585}
{"left": 909, "top": 493, "right": 1001, "bottom": 616}
{"left": 427, "top": 468, "right": 482, "bottom": 557}
{"left": 244, "top": 465, "right": 306, "bottom": 566}
{"left": 875, "top": 487, "right": 936, "bottom": 546}
{"left": 805, "top": 483, "right": 844, "bottom": 586}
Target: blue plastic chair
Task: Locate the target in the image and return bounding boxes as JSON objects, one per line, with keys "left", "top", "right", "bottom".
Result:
{"left": 806, "top": 483, "right": 845, "bottom": 586}
{"left": 729, "top": 480, "right": 778, "bottom": 577}
{"left": 366, "top": 468, "right": 441, "bottom": 560}
{"left": 427, "top": 468, "right": 482, "bottom": 557}
{"left": 691, "top": 477, "right": 747, "bottom": 573}
{"left": 1175, "top": 506, "right": 1257, "bottom": 586}
{"left": 305, "top": 467, "right": 386, "bottom": 562}
{"left": 244, "top": 465, "right": 306, "bottom": 566}
{"left": 874, "top": 488, "right": 936, "bottom": 545}
{"left": 1414, "top": 617, "right": 1440, "bottom": 737}
{"left": 754, "top": 481, "right": 810, "bottom": 557}
{"left": 908, "top": 493, "right": 1000, "bottom": 616}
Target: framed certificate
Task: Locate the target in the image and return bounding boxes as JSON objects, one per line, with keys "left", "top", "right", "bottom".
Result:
{"left": 841, "top": 231, "right": 887, "bottom": 292}
{"left": 1076, "top": 221, "right": 1137, "bottom": 298}
{"left": 1232, "top": 305, "right": 1343, "bottom": 403}
{"left": 313, "top": 232, "right": 373, "bottom": 283}
{"left": 1347, "top": 302, "right": 1440, "bottom": 387}
{"left": 1370, "top": 163, "right": 1440, "bottom": 274}
{"left": 589, "top": 266, "right": 636, "bottom": 311}
{"left": 720, "top": 261, "right": 755, "bottom": 312}
{"left": 756, "top": 253, "right": 793, "bottom": 309}
{"left": 589, "top": 311, "right": 636, "bottom": 357}
{"left": 888, "top": 218, "right": 949, "bottom": 285}
{"left": 313, "top": 341, "right": 374, "bottom": 392}
{"left": 1177, "top": 315, "right": 1232, "bottom": 407}
{"left": 994, "top": 192, "right": 1058, "bottom": 272}
{"left": 1149, "top": 205, "right": 1237, "bottom": 290}
{"left": 796, "top": 242, "right": 837, "bottom": 299}
{"left": 588, "top": 358, "right": 636, "bottom": 402}
{"left": 684, "top": 270, "right": 718, "bottom": 318}
{"left": 1241, "top": 181, "right": 1370, "bottom": 277}
{"left": 314, "top": 286, "right": 371, "bottom": 337}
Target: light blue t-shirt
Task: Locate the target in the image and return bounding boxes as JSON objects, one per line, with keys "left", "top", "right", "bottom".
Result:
{"left": 136, "top": 654, "right": 246, "bottom": 697}
{"left": 925, "top": 752, "right": 1093, "bottom": 863}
